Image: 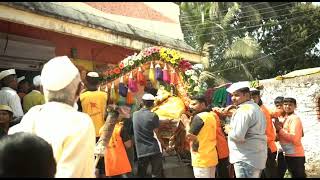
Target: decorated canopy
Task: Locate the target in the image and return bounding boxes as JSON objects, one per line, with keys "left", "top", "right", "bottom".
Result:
{"left": 101, "top": 46, "right": 207, "bottom": 109}
{"left": 95, "top": 46, "right": 209, "bottom": 157}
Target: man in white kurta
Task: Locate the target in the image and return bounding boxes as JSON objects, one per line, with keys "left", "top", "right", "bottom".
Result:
{"left": 9, "top": 56, "right": 96, "bottom": 178}
{"left": 0, "top": 69, "right": 24, "bottom": 118}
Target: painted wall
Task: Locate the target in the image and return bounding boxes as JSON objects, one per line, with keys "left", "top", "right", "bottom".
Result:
{"left": 0, "top": 19, "right": 137, "bottom": 66}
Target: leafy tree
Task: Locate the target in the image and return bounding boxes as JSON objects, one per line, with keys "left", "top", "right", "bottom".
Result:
{"left": 179, "top": 2, "right": 279, "bottom": 83}
{"left": 179, "top": 2, "right": 320, "bottom": 84}
{"left": 258, "top": 3, "right": 320, "bottom": 77}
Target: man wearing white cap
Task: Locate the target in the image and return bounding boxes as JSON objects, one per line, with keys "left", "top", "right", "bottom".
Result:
{"left": 17, "top": 76, "right": 25, "bottom": 84}
{"left": 226, "top": 81, "right": 267, "bottom": 178}
{"left": 132, "top": 93, "right": 164, "bottom": 178}
{"left": 9, "top": 56, "right": 96, "bottom": 178}
{"left": 0, "top": 69, "right": 24, "bottom": 118}
{"left": 79, "top": 71, "right": 108, "bottom": 177}
{"left": 22, "top": 75, "right": 45, "bottom": 113}
{"left": 79, "top": 71, "right": 107, "bottom": 139}
{"left": 17, "top": 76, "right": 31, "bottom": 102}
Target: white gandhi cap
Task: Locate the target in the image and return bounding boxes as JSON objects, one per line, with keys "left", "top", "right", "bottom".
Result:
{"left": 142, "top": 93, "right": 155, "bottom": 101}
{"left": 249, "top": 87, "right": 259, "bottom": 92}
{"left": 0, "top": 69, "right": 16, "bottom": 81}
{"left": 226, "top": 81, "right": 250, "bottom": 94}
{"left": 17, "top": 76, "right": 25, "bottom": 83}
{"left": 87, "top": 72, "right": 99, "bottom": 78}
{"left": 41, "top": 56, "right": 79, "bottom": 91}
{"left": 33, "top": 75, "right": 41, "bottom": 87}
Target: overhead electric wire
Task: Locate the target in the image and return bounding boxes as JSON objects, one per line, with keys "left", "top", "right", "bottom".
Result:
{"left": 210, "top": 29, "right": 320, "bottom": 74}
{"left": 182, "top": 14, "right": 309, "bottom": 37}
{"left": 179, "top": 2, "right": 294, "bottom": 21}
{"left": 179, "top": 2, "right": 295, "bottom": 24}
{"left": 180, "top": 7, "right": 305, "bottom": 31}
{"left": 181, "top": 12, "right": 299, "bottom": 34}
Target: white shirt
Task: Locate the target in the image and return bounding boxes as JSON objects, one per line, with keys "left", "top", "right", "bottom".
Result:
{"left": 9, "top": 102, "right": 96, "bottom": 178}
{"left": 0, "top": 87, "right": 24, "bottom": 117}
{"left": 228, "top": 100, "right": 267, "bottom": 170}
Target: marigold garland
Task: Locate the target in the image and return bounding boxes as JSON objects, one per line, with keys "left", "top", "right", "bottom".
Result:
{"left": 102, "top": 46, "right": 205, "bottom": 98}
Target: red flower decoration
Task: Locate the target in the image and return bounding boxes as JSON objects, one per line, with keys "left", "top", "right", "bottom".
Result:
{"left": 113, "top": 68, "right": 121, "bottom": 74}
{"left": 178, "top": 60, "right": 192, "bottom": 72}
{"left": 119, "top": 62, "right": 124, "bottom": 69}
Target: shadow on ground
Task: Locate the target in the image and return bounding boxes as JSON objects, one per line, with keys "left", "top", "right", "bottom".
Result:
{"left": 163, "top": 155, "right": 194, "bottom": 178}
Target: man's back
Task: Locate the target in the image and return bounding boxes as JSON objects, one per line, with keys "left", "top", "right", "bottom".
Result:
{"left": 80, "top": 91, "right": 108, "bottom": 137}
{"left": 228, "top": 100, "right": 267, "bottom": 170}
{"left": 9, "top": 102, "right": 96, "bottom": 178}
{"left": 190, "top": 111, "right": 218, "bottom": 168}
{"left": 132, "top": 108, "right": 160, "bottom": 158}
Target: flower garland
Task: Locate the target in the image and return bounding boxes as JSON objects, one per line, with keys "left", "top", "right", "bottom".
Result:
{"left": 103, "top": 46, "right": 204, "bottom": 96}
{"left": 103, "top": 46, "right": 187, "bottom": 80}
{"left": 182, "top": 64, "right": 208, "bottom": 96}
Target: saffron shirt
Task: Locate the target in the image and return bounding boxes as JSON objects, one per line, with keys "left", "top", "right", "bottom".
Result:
{"left": 105, "top": 122, "right": 131, "bottom": 176}
{"left": 278, "top": 113, "right": 304, "bottom": 157}
{"left": 211, "top": 111, "right": 229, "bottom": 159}
{"left": 80, "top": 91, "right": 108, "bottom": 137}
{"left": 189, "top": 111, "right": 218, "bottom": 168}
{"left": 260, "top": 105, "right": 277, "bottom": 153}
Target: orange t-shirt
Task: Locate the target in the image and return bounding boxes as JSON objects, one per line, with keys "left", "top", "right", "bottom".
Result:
{"left": 279, "top": 113, "right": 304, "bottom": 157}
{"left": 211, "top": 112, "right": 229, "bottom": 159}
{"left": 260, "top": 105, "right": 277, "bottom": 153}
{"left": 80, "top": 91, "right": 108, "bottom": 137}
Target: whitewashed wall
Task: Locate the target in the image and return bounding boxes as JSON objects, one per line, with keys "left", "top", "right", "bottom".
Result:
{"left": 260, "top": 74, "right": 320, "bottom": 176}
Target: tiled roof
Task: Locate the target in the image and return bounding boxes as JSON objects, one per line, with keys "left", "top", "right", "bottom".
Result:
{"left": 0, "top": 2, "right": 199, "bottom": 54}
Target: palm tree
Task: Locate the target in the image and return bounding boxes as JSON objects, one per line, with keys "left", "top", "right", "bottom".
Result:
{"left": 179, "top": 2, "right": 297, "bottom": 83}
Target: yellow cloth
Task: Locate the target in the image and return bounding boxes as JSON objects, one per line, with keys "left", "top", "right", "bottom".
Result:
{"left": 153, "top": 96, "right": 185, "bottom": 120}
{"left": 191, "top": 112, "right": 218, "bottom": 168}
{"left": 23, "top": 90, "right": 45, "bottom": 113}
{"left": 80, "top": 91, "right": 108, "bottom": 137}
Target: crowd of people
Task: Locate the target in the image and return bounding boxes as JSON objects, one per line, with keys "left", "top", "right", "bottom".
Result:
{"left": 181, "top": 82, "right": 306, "bottom": 178}
{"left": 0, "top": 55, "right": 306, "bottom": 178}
